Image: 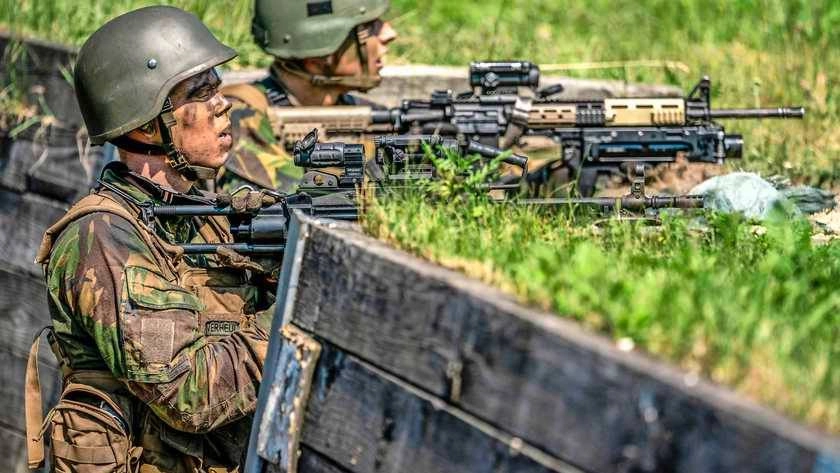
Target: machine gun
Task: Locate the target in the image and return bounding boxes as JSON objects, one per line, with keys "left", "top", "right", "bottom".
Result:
{"left": 292, "top": 129, "right": 528, "bottom": 194}
{"left": 394, "top": 74, "right": 804, "bottom": 196}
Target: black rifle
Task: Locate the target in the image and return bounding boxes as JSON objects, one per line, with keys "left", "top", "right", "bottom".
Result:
{"left": 143, "top": 192, "right": 357, "bottom": 255}
{"left": 394, "top": 71, "right": 804, "bottom": 197}
{"left": 293, "top": 129, "right": 527, "bottom": 193}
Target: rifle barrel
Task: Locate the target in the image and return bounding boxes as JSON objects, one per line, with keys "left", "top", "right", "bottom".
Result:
{"left": 694, "top": 107, "right": 805, "bottom": 119}
{"left": 152, "top": 205, "right": 234, "bottom": 216}
{"left": 520, "top": 195, "right": 705, "bottom": 210}
{"left": 180, "top": 243, "right": 286, "bottom": 254}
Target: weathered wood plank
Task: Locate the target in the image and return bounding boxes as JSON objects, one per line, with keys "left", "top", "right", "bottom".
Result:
{"left": 265, "top": 446, "right": 351, "bottom": 473}
{"left": 282, "top": 341, "right": 575, "bottom": 473}
{"left": 0, "top": 137, "right": 104, "bottom": 202}
{"left": 256, "top": 324, "right": 322, "bottom": 470}
{"left": 0, "top": 190, "right": 68, "bottom": 276}
{"left": 0, "top": 424, "right": 30, "bottom": 473}
{"left": 285, "top": 214, "right": 839, "bottom": 473}
{"left": 0, "top": 266, "right": 59, "bottom": 360}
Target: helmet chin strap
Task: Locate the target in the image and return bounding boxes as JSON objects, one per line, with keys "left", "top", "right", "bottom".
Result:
{"left": 275, "top": 24, "right": 382, "bottom": 92}
{"left": 157, "top": 97, "right": 218, "bottom": 181}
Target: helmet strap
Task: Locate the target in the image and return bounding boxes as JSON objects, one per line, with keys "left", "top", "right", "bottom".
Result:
{"left": 273, "top": 27, "right": 381, "bottom": 92}
{"left": 157, "top": 97, "right": 217, "bottom": 181}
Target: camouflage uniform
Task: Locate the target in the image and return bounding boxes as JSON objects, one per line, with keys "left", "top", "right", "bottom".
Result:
{"left": 218, "top": 70, "right": 383, "bottom": 194}
{"left": 37, "top": 162, "right": 273, "bottom": 472}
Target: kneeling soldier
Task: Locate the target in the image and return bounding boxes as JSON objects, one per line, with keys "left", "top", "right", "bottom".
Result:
{"left": 218, "top": 0, "right": 398, "bottom": 193}
{"left": 27, "top": 6, "right": 273, "bottom": 472}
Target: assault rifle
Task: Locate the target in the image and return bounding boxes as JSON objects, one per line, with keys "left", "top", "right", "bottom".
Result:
{"left": 141, "top": 131, "right": 526, "bottom": 255}
{"left": 266, "top": 61, "right": 558, "bottom": 146}
{"left": 394, "top": 73, "right": 804, "bottom": 196}
{"left": 141, "top": 192, "right": 356, "bottom": 255}
{"left": 293, "top": 129, "right": 527, "bottom": 195}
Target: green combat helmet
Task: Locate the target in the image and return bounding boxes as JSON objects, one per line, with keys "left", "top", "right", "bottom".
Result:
{"left": 74, "top": 6, "right": 237, "bottom": 179}
{"left": 252, "top": 0, "right": 389, "bottom": 91}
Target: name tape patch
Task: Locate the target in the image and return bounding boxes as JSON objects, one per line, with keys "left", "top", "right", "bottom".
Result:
{"left": 205, "top": 320, "right": 240, "bottom": 337}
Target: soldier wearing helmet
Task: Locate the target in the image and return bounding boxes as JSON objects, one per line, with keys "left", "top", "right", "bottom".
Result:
{"left": 218, "top": 0, "right": 398, "bottom": 193}
{"left": 27, "top": 7, "right": 273, "bottom": 472}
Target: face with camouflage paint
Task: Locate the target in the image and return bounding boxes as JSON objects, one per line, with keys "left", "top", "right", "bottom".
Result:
{"left": 167, "top": 68, "right": 233, "bottom": 170}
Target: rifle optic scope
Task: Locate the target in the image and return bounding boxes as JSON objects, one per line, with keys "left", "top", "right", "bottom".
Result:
{"left": 469, "top": 61, "right": 540, "bottom": 93}
{"left": 294, "top": 141, "right": 364, "bottom": 168}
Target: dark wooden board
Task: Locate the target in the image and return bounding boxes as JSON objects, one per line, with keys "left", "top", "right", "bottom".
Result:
{"left": 274, "top": 341, "right": 576, "bottom": 473}
{"left": 0, "top": 190, "right": 68, "bottom": 276}
{"left": 0, "top": 424, "right": 29, "bottom": 473}
{"left": 0, "top": 137, "right": 103, "bottom": 202}
{"left": 265, "top": 446, "right": 351, "bottom": 473}
{"left": 283, "top": 215, "right": 839, "bottom": 473}
{"left": 0, "top": 266, "right": 57, "bottom": 360}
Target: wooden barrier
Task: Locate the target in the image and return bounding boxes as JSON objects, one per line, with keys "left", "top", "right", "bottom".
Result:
{"left": 247, "top": 212, "right": 840, "bottom": 473}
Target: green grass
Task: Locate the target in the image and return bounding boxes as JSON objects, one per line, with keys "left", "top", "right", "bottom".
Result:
{"left": 4, "top": 0, "right": 839, "bottom": 431}
{"left": 3, "top": 0, "right": 838, "bottom": 185}
{"left": 364, "top": 183, "right": 840, "bottom": 433}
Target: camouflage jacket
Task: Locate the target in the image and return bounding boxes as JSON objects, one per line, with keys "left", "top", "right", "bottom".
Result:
{"left": 218, "top": 72, "right": 382, "bottom": 194}
{"left": 39, "top": 162, "right": 273, "bottom": 468}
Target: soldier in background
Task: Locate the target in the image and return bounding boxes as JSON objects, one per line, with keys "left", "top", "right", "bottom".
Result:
{"left": 218, "top": 0, "right": 398, "bottom": 193}
{"left": 27, "top": 7, "right": 274, "bottom": 472}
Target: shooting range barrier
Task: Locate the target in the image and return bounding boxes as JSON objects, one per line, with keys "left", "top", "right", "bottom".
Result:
{"left": 246, "top": 212, "right": 840, "bottom": 473}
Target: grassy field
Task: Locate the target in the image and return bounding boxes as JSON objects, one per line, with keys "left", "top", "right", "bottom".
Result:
{"left": 3, "top": 0, "right": 838, "bottom": 186}
{"left": 3, "top": 1, "right": 838, "bottom": 431}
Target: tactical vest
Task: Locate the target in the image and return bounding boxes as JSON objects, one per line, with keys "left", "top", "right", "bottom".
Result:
{"left": 27, "top": 188, "right": 262, "bottom": 473}
{"left": 220, "top": 77, "right": 375, "bottom": 192}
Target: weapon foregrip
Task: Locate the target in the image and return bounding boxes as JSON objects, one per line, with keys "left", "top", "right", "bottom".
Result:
{"left": 465, "top": 141, "right": 529, "bottom": 169}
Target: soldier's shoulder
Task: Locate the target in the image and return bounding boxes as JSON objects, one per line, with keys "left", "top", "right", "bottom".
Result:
{"left": 50, "top": 209, "right": 147, "bottom": 263}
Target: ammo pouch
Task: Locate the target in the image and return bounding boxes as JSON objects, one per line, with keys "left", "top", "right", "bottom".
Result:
{"left": 46, "top": 382, "right": 141, "bottom": 473}
{"left": 26, "top": 329, "right": 141, "bottom": 472}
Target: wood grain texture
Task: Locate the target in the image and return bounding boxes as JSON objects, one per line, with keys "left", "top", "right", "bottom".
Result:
{"left": 0, "top": 425, "right": 30, "bottom": 473}
{"left": 266, "top": 446, "right": 351, "bottom": 473}
{"left": 0, "top": 190, "right": 67, "bottom": 276}
{"left": 287, "top": 217, "right": 839, "bottom": 473}
{"left": 295, "top": 342, "right": 573, "bottom": 473}
{"left": 257, "top": 324, "right": 322, "bottom": 470}
{"left": 0, "top": 265, "right": 60, "bottom": 359}
{"left": 0, "top": 138, "right": 101, "bottom": 202}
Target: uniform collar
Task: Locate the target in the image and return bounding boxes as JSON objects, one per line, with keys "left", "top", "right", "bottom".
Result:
{"left": 97, "top": 161, "right": 214, "bottom": 206}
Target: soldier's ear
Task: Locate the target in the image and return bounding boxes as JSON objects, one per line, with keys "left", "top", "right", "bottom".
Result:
{"left": 302, "top": 57, "right": 328, "bottom": 75}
